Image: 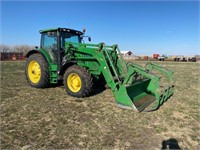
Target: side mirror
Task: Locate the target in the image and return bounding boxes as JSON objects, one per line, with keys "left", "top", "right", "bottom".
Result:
{"left": 88, "top": 37, "right": 91, "bottom": 42}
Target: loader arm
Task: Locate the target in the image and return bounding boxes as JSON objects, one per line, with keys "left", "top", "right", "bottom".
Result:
{"left": 64, "top": 42, "right": 125, "bottom": 91}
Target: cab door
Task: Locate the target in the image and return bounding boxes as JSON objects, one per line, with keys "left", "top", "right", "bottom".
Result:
{"left": 41, "top": 32, "right": 58, "bottom": 63}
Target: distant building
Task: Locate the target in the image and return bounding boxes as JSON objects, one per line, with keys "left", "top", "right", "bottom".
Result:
{"left": 0, "top": 52, "right": 25, "bottom": 61}
{"left": 120, "top": 51, "right": 133, "bottom": 56}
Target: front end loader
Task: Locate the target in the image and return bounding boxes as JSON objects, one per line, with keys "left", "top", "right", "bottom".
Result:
{"left": 25, "top": 28, "right": 174, "bottom": 112}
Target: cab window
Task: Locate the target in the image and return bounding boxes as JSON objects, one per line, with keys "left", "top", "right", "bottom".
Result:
{"left": 41, "top": 33, "right": 57, "bottom": 50}
{"left": 60, "top": 32, "right": 81, "bottom": 49}
{"left": 41, "top": 32, "right": 57, "bottom": 62}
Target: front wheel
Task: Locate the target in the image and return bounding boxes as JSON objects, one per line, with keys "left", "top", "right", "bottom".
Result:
{"left": 63, "top": 65, "right": 93, "bottom": 98}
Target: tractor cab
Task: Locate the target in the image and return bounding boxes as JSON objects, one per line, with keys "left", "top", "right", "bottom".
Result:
{"left": 39, "top": 28, "right": 84, "bottom": 63}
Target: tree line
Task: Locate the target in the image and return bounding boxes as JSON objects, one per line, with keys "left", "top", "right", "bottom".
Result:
{"left": 0, "top": 44, "right": 35, "bottom": 54}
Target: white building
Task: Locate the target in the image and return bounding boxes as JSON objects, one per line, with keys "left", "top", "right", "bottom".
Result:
{"left": 120, "top": 51, "right": 133, "bottom": 56}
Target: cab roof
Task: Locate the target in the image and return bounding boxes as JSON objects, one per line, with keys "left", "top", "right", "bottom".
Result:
{"left": 39, "top": 28, "right": 83, "bottom": 35}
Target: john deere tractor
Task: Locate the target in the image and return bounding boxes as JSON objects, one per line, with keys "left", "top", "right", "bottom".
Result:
{"left": 25, "top": 28, "right": 174, "bottom": 112}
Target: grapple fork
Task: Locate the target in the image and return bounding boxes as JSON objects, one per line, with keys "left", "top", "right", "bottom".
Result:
{"left": 113, "top": 62, "right": 174, "bottom": 112}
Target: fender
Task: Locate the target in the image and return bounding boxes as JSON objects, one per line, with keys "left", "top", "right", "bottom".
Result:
{"left": 59, "top": 61, "right": 77, "bottom": 75}
{"left": 26, "top": 49, "right": 53, "bottom": 64}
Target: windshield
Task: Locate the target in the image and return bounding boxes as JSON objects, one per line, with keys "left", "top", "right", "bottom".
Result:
{"left": 60, "top": 32, "right": 81, "bottom": 49}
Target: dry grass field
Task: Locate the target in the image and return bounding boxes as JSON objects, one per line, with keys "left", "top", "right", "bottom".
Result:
{"left": 1, "top": 61, "right": 200, "bottom": 150}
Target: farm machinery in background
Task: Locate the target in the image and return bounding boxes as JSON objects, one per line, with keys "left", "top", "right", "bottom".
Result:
{"left": 25, "top": 27, "right": 174, "bottom": 112}
{"left": 153, "top": 54, "right": 168, "bottom": 61}
{"left": 174, "top": 55, "right": 198, "bottom": 62}
{"left": 153, "top": 54, "right": 198, "bottom": 62}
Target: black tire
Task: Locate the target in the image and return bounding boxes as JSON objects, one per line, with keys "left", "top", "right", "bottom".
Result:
{"left": 63, "top": 65, "right": 93, "bottom": 98}
{"left": 25, "top": 53, "right": 49, "bottom": 88}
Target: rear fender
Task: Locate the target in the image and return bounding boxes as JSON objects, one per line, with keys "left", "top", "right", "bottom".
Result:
{"left": 26, "top": 49, "right": 52, "bottom": 64}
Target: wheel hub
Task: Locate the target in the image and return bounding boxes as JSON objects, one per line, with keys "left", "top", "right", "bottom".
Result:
{"left": 28, "top": 61, "right": 41, "bottom": 83}
{"left": 67, "top": 73, "right": 82, "bottom": 92}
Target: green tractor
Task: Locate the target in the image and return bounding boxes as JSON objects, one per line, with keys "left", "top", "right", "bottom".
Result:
{"left": 25, "top": 27, "right": 174, "bottom": 112}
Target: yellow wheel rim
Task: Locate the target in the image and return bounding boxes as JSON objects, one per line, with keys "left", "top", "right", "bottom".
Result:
{"left": 28, "top": 60, "right": 41, "bottom": 83}
{"left": 67, "top": 73, "right": 82, "bottom": 93}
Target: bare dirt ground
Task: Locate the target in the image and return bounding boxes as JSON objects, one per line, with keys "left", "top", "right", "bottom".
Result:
{"left": 1, "top": 61, "right": 199, "bottom": 150}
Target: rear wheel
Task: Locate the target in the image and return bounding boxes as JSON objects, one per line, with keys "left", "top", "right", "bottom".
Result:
{"left": 25, "top": 53, "right": 49, "bottom": 88}
{"left": 64, "top": 65, "right": 93, "bottom": 97}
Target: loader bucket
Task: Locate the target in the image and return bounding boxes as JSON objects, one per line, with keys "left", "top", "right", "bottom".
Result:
{"left": 113, "top": 62, "right": 174, "bottom": 112}
{"left": 114, "top": 80, "right": 155, "bottom": 112}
